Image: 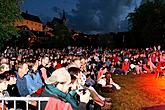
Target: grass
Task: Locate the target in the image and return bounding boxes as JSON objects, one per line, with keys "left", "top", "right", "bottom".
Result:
{"left": 100, "top": 73, "right": 165, "bottom": 110}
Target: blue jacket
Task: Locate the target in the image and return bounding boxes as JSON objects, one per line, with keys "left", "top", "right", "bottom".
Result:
{"left": 16, "top": 73, "right": 29, "bottom": 96}
{"left": 25, "top": 70, "right": 43, "bottom": 94}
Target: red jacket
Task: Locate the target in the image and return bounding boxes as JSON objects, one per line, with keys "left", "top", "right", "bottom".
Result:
{"left": 45, "top": 97, "right": 73, "bottom": 110}
{"left": 122, "top": 61, "right": 129, "bottom": 71}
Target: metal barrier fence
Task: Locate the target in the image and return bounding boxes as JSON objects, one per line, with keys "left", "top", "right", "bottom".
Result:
{"left": 0, "top": 97, "right": 49, "bottom": 110}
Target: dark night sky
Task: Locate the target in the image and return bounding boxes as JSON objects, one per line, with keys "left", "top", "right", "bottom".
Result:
{"left": 21, "top": 0, "right": 77, "bottom": 22}
{"left": 22, "top": 0, "right": 146, "bottom": 33}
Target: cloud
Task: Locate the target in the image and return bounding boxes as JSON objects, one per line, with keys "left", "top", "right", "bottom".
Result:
{"left": 22, "top": 0, "right": 154, "bottom": 33}
{"left": 68, "top": 0, "right": 143, "bottom": 33}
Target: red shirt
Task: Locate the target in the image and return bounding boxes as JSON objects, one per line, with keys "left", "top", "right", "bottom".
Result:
{"left": 55, "top": 63, "right": 62, "bottom": 70}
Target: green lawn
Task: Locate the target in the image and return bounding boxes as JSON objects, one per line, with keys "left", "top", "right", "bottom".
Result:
{"left": 100, "top": 74, "right": 165, "bottom": 110}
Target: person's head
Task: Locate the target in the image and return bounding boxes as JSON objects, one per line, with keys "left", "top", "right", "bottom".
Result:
{"left": 105, "top": 72, "right": 111, "bottom": 80}
{"left": 45, "top": 68, "right": 71, "bottom": 93}
{"left": 41, "top": 55, "right": 49, "bottom": 66}
{"left": 68, "top": 67, "right": 81, "bottom": 82}
{"left": 102, "top": 63, "right": 107, "bottom": 67}
{"left": 163, "top": 52, "right": 165, "bottom": 58}
{"left": 113, "top": 54, "right": 116, "bottom": 57}
{"left": 17, "top": 62, "right": 29, "bottom": 77}
{"left": 1, "top": 58, "right": 8, "bottom": 64}
{"left": 68, "top": 66, "right": 87, "bottom": 90}
{"left": 52, "top": 59, "right": 57, "bottom": 67}
{"left": 3, "top": 71, "right": 17, "bottom": 85}
{"left": 80, "top": 58, "right": 86, "bottom": 66}
{"left": 0, "top": 64, "right": 9, "bottom": 73}
{"left": 73, "top": 59, "right": 81, "bottom": 68}
{"left": 101, "top": 67, "right": 108, "bottom": 74}
{"left": 0, "top": 74, "right": 8, "bottom": 92}
{"left": 124, "top": 58, "right": 129, "bottom": 62}
{"left": 21, "top": 63, "right": 29, "bottom": 72}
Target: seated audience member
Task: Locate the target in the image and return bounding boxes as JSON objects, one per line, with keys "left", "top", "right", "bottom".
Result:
{"left": 156, "top": 60, "right": 165, "bottom": 77}
{"left": 0, "top": 74, "right": 9, "bottom": 97}
{"left": 105, "top": 58, "right": 111, "bottom": 68}
{"left": 3, "top": 71, "right": 26, "bottom": 110}
{"left": 3, "top": 71, "right": 20, "bottom": 97}
{"left": 54, "top": 59, "right": 62, "bottom": 70}
{"left": 68, "top": 67, "right": 112, "bottom": 110}
{"left": 122, "top": 59, "right": 130, "bottom": 75}
{"left": 41, "top": 68, "right": 91, "bottom": 110}
{"left": 17, "top": 61, "right": 43, "bottom": 96}
{"left": 105, "top": 72, "right": 121, "bottom": 90}
{"left": 16, "top": 62, "right": 30, "bottom": 96}
{"left": 0, "top": 58, "right": 8, "bottom": 65}
{"left": 160, "top": 52, "right": 165, "bottom": 63}
{"left": 85, "top": 73, "right": 95, "bottom": 87}
{"left": 113, "top": 61, "right": 124, "bottom": 75}
{"left": 26, "top": 60, "right": 44, "bottom": 95}
{"left": 97, "top": 67, "right": 108, "bottom": 86}
{"left": 38, "top": 56, "right": 50, "bottom": 81}
{"left": 136, "top": 60, "right": 143, "bottom": 74}
{"left": 0, "top": 74, "right": 8, "bottom": 110}
{"left": 146, "top": 54, "right": 157, "bottom": 73}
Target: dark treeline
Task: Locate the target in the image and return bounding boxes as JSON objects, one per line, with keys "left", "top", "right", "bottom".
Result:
{"left": 6, "top": 31, "right": 165, "bottom": 50}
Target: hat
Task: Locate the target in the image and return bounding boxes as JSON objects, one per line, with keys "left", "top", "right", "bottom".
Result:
{"left": 124, "top": 59, "right": 129, "bottom": 62}
{"left": 45, "top": 68, "right": 71, "bottom": 84}
{"left": 68, "top": 64, "right": 80, "bottom": 69}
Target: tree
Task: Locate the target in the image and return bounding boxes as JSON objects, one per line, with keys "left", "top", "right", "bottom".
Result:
{"left": 46, "top": 16, "right": 72, "bottom": 48}
{"left": 97, "top": 34, "right": 115, "bottom": 48}
{"left": 0, "top": 0, "right": 23, "bottom": 49}
{"left": 53, "top": 23, "right": 71, "bottom": 47}
{"left": 127, "top": 0, "right": 165, "bottom": 47}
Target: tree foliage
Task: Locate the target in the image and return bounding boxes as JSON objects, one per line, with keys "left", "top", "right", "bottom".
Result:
{"left": 128, "top": 0, "right": 165, "bottom": 47}
{"left": 52, "top": 22, "right": 72, "bottom": 47}
{"left": 0, "top": 0, "right": 22, "bottom": 48}
{"left": 42, "top": 20, "right": 72, "bottom": 48}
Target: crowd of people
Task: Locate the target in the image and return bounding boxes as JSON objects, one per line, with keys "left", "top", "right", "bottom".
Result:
{"left": 0, "top": 45, "right": 164, "bottom": 110}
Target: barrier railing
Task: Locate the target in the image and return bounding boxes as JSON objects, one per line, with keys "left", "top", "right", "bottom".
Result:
{"left": 0, "top": 97, "right": 49, "bottom": 110}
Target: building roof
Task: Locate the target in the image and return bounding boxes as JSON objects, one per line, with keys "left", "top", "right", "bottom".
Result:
{"left": 21, "top": 12, "right": 42, "bottom": 23}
